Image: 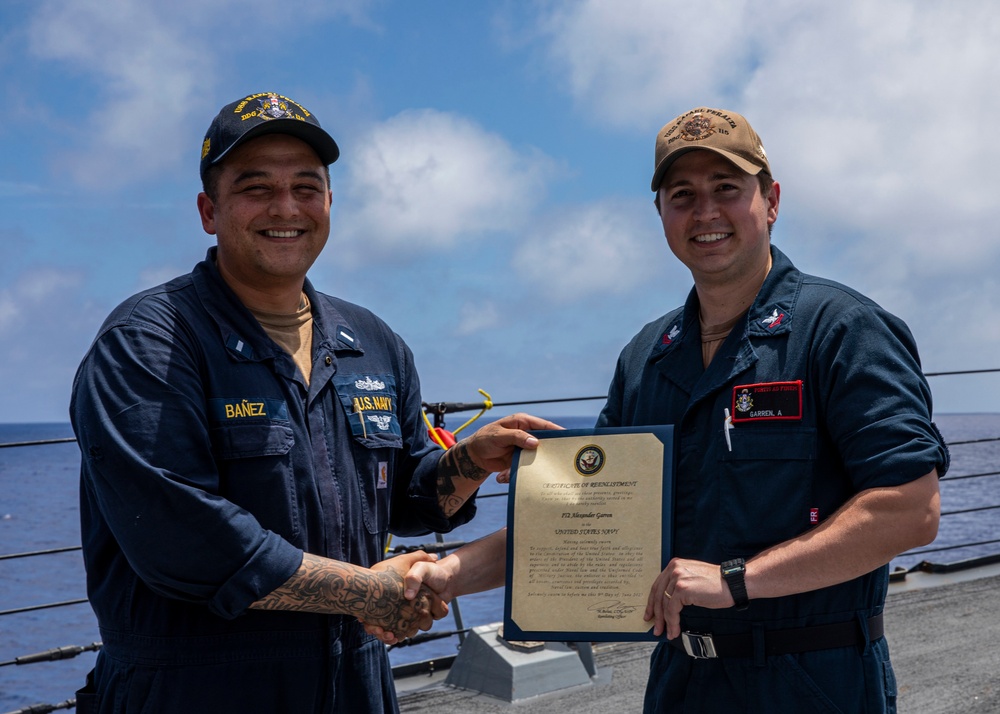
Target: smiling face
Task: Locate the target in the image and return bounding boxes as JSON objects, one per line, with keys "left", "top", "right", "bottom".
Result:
{"left": 656, "top": 150, "right": 779, "bottom": 290}
{"left": 197, "top": 133, "right": 332, "bottom": 304}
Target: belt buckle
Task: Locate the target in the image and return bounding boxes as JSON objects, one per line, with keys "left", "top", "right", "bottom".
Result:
{"left": 681, "top": 631, "right": 718, "bottom": 659}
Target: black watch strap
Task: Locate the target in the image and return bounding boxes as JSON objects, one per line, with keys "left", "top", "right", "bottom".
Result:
{"left": 721, "top": 558, "right": 750, "bottom": 611}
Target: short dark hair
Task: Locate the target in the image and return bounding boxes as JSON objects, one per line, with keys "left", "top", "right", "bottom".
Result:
{"left": 756, "top": 171, "right": 774, "bottom": 199}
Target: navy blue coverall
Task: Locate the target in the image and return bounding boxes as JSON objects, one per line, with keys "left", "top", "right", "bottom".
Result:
{"left": 597, "top": 246, "right": 949, "bottom": 713}
{"left": 70, "top": 248, "right": 471, "bottom": 713}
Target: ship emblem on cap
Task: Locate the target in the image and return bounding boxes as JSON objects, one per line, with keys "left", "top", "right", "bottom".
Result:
{"left": 257, "top": 94, "right": 294, "bottom": 121}
{"left": 679, "top": 114, "right": 715, "bottom": 142}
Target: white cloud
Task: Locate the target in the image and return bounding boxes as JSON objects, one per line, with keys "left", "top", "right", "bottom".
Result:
{"left": 454, "top": 300, "right": 501, "bottom": 336}
{"left": 26, "top": 0, "right": 210, "bottom": 188}
{"left": 22, "top": 0, "right": 378, "bottom": 190}
{"left": 333, "top": 109, "right": 556, "bottom": 260}
{"left": 511, "top": 199, "right": 668, "bottom": 302}
{"left": 0, "top": 268, "right": 82, "bottom": 335}
{"left": 531, "top": 0, "right": 765, "bottom": 128}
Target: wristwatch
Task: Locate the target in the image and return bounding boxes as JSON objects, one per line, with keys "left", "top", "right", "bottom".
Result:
{"left": 721, "top": 558, "right": 750, "bottom": 611}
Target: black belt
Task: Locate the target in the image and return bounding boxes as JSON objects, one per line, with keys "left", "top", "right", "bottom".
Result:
{"left": 669, "top": 613, "right": 884, "bottom": 659}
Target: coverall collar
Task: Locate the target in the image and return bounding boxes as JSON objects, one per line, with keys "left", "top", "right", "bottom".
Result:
{"left": 647, "top": 244, "right": 803, "bottom": 406}
{"left": 191, "top": 247, "right": 365, "bottom": 365}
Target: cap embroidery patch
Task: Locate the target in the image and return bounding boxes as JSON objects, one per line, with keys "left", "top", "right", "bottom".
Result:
{"left": 257, "top": 94, "right": 293, "bottom": 121}
{"left": 731, "top": 380, "right": 802, "bottom": 423}
{"left": 201, "top": 138, "right": 211, "bottom": 160}
{"left": 231, "top": 93, "right": 312, "bottom": 124}
{"left": 679, "top": 114, "right": 715, "bottom": 142}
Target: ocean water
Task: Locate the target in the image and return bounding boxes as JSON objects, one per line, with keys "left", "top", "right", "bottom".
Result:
{"left": 1, "top": 414, "right": 998, "bottom": 710}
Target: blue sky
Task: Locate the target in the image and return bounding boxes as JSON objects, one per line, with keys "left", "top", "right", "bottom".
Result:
{"left": 2, "top": 0, "right": 999, "bottom": 423}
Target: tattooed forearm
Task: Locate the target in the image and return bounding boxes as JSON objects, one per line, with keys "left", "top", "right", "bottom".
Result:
{"left": 436, "top": 471, "right": 465, "bottom": 518}
{"left": 250, "top": 553, "right": 431, "bottom": 634}
{"left": 436, "top": 442, "right": 490, "bottom": 516}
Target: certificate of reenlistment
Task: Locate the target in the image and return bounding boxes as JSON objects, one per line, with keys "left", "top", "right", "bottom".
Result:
{"left": 502, "top": 426, "right": 674, "bottom": 642}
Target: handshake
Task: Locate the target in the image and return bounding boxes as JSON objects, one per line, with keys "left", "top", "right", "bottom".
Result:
{"left": 350, "top": 414, "right": 555, "bottom": 644}
{"left": 358, "top": 528, "right": 507, "bottom": 644}
{"left": 359, "top": 550, "right": 456, "bottom": 644}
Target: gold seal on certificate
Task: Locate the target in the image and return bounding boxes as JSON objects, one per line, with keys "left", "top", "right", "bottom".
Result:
{"left": 502, "top": 426, "right": 674, "bottom": 641}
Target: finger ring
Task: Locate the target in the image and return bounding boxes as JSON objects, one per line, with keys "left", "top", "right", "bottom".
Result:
{"left": 664, "top": 590, "right": 672, "bottom": 600}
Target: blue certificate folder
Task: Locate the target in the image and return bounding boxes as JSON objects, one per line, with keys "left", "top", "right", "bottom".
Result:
{"left": 503, "top": 426, "right": 674, "bottom": 642}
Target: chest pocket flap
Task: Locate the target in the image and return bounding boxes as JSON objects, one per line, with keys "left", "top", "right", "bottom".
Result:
{"left": 332, "top": 373, "right": 403, "bottom": 449}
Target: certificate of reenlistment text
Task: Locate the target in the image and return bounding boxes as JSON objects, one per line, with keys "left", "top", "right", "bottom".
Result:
{"left": 502, "top": 426, "right": 674, "bottom": 642}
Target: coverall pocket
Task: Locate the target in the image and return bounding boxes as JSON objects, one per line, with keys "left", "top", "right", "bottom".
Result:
{"left": 771, "top": 654, "right": 845, "bottom": 713}
{"left": 332, "top": 373, "right": 404, "bottom": 536}
{"left": 210, "top": 422, "right": 300, "bottom": 538}
{"left": 718, "top": 427, "right": 816, "bottom": 552}
{"left": 333, "top": 376, "right": 403, "bottom": 447}
{"left": 350, "top": 438, "right": 402, "bottom": 536}
{"left": 95, "top": 660, "right": 164, "bottom": 714}
{"left": 211, "top": 422, "right": 295, "bottom": 459}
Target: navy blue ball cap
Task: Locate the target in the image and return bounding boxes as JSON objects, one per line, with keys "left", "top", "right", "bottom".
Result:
{"left": 200, "top": 92, "right": 340, "bottom": 179}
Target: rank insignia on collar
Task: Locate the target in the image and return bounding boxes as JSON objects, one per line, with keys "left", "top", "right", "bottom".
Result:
{"left": 662, "top": 324, "right": 680, "bottom": 345}
{"left": 336, "top": 325, "right": 358, "bottom": 349}
{"left": 225, "top": 333, "right": 254, "bottom": 359}
{"left": 761, "top": 309, "right": 785, "bottom": 329}
{"left": 731, "top": 380, "right": 803, "bottom": 423}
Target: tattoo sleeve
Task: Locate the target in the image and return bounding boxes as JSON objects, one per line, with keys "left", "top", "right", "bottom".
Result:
{"left": 250, "top": 553, "right": 430, "bottom": 634}
{"left": 436, "top": 442, "right": 489, "bottom": 516}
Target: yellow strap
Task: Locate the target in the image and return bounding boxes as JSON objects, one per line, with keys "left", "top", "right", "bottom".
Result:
{"left": 452, "top": 389, "right": 493, "bottom": 436}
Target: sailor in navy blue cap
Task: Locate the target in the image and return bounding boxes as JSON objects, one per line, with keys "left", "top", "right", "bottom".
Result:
{"left": 70, "top": 91, "right": 558, "bottom": 713}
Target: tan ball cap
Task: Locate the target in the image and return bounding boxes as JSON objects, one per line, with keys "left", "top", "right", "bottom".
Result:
{"left": 651, "top": 107, "right": 770, "bottom": 191}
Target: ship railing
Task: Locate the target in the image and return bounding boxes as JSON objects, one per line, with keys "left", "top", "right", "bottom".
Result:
{"left": 3, "top": 368, "right": 1000, "bottom": 712}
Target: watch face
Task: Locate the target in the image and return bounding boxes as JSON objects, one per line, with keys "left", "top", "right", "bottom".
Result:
{"left": 721, "top": 559, "right": 744, "bottom": 576}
